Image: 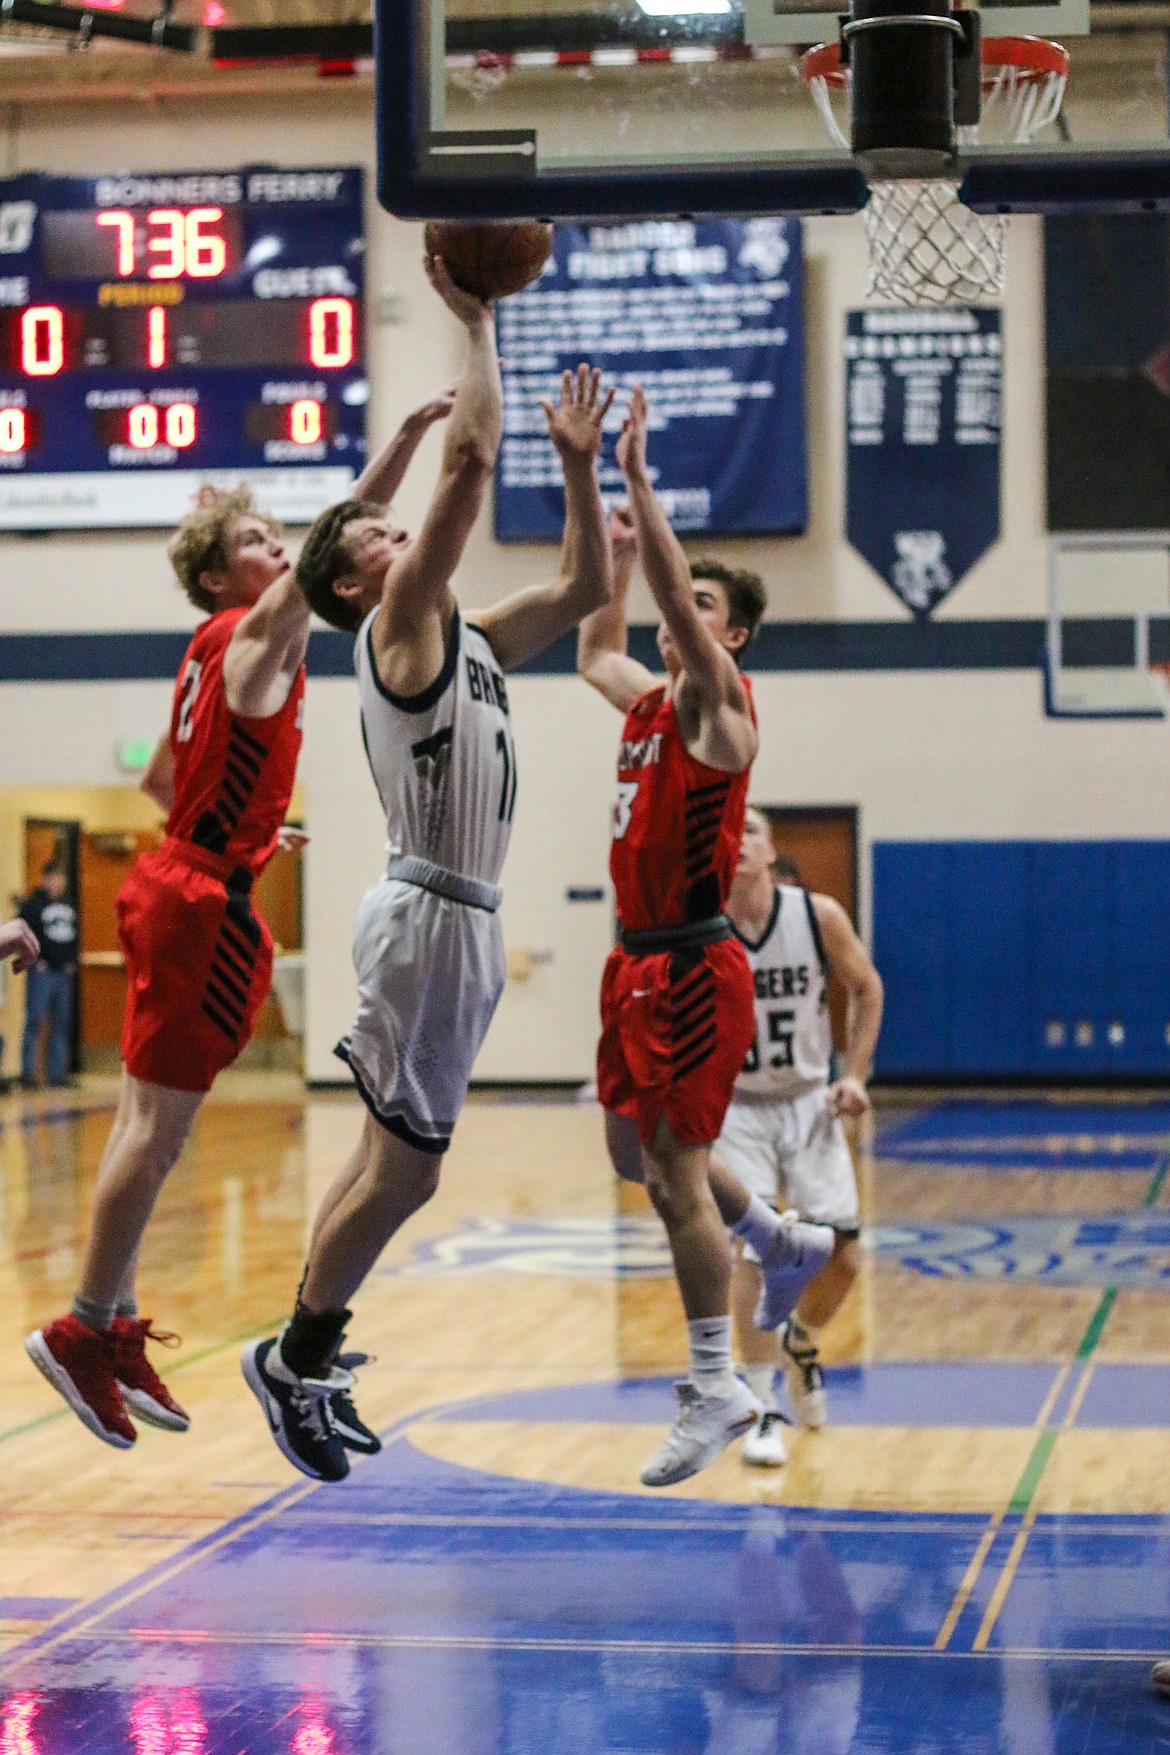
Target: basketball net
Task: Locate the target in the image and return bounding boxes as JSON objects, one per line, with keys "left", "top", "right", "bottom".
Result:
{"left": 802, "top": 37, "right": 1069, "bottom": 306}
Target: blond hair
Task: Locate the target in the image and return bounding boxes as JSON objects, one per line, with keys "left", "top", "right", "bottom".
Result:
{"left": 167, "top": 485, "right": 281, "bottom": 613}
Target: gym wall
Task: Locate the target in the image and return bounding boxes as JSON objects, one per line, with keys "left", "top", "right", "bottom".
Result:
{"left": 1, "top": 88, "right": 1167, "bottom": 1084}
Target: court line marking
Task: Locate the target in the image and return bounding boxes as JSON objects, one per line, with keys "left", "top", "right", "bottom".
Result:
{"left": 51, "top": 1627, "right": 1168, "bottom": 1663}
{"left": 932, "top": 1359, "right": 1069, "bottom": 1653}
{"left": 933, "top": 1515, "right": 1005, "bottom": 1651}
{"left": 960, "top": 1142, "right": 1170, "bottom": 1653}
{"left": 973, "top": 1510, "right": 1037, "bottom": 1651}
{"left": 0, "top": 1397, "right": 477, "bottom": 1674}
{"left": 268, "top": 1510, "right": 990, "bottom": 1534}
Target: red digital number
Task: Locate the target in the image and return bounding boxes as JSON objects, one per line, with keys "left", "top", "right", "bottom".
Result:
{"left": 0, "top": 407, "right": 26, "bottom": 453}
{"left": 184, "top": 209, "right": 227, "bottom": 278}
{"left": 145, "top": 207, "right": 228, "bottom": 280}
{"left": 289, "top": 399, "right": 323, "bottom": 445}
{"left": 21, "top": 306, "right": 64, "bottom": 377}
{"left": 128, "top": 404, "right": 159, "bottom": 449}
{"left": 97, "top": 209, "right": 136, "bottom": 276}
{"left": 125, "top": 402, "right": 198, "bottom": 450}
{"left": 148, "top": 306, "right": 167, "bottom": 369}
{"left": 146, "top": 210, "right": 185, "bottom": 280}
{"left": 308, "top": 298, "right": 354, "bottom": 369}
{"left": 165, "top": 402, "right": 196, "bottom": 448}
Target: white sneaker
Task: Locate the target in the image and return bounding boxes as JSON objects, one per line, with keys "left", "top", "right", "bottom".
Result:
{"left": 753, "top": 1211, "right": 835, "bottom": 1332}
{"left": 640, "top": 1377, "right": 764, "bottom": 1488}
{"left": 781, "top": 1322, "right": 828, "bottom": 1429}
{"left": 742, "top": 1407, "right": 788, "bottom": 1468}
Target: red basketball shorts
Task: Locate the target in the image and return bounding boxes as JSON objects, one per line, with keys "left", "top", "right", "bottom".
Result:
{"left": 117, "top": 842, "right": 273, "bottom": 1093}
{"left": 597, "top": 935, "right": 755, "bottom": 1148}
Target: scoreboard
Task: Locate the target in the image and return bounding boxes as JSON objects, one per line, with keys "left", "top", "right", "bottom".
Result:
{"left": 0, "top": 165, "right": 365, "bottom": 529}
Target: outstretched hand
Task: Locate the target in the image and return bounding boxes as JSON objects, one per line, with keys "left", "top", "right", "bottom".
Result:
{"left": 410, "top": 384, "right": 458, "bottom": 429}
{"left": 424, "top": 253, "right": 492, "bottom": 329}
{"left": 615, "top": 384, "right": 648, "bottom": 480}
{"left": 539, "top": 363, "right": 615, "bottom": 466}
{"left": 0, "top": 918, "right": 39, "bottom": 974}
{"left": 275, "top": 825, "right": 310, "bottom": 855}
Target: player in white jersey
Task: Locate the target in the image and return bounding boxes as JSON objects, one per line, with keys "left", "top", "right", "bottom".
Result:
{"left": 243, "top": 251, "right": 616, "bottom": 1482}
{"left": 718, "top": 808, "right": 883, "bottom": 1464}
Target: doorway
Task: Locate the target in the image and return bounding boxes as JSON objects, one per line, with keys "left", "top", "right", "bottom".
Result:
{"left": 22, "top": 818, "right": 81, "bottom": 1078}
{"left": 763, "top": 805, "right": 859, "bottom": 1051}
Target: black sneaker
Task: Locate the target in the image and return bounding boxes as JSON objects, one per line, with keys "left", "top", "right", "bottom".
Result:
{"left": 241, "top": 1336, "right": 350, "bottom": 1482}
{"left": 329, "top": 1350, "right": 382, "bottom": 1454}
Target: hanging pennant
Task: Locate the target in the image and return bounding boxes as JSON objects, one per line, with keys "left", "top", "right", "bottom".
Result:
{"left": 845, "top": 307, "right": 1001, "bottom": 618}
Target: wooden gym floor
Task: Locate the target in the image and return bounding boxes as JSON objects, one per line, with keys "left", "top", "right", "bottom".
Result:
{"left": 2, "top": 1075, "right": 1170, "bottom": 1751}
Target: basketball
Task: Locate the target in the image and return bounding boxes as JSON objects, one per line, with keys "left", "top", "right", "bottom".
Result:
{"left": 424, "top": 220, "right": 554, "bottom": 301}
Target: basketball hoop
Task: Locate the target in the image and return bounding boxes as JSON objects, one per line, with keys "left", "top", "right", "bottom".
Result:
{"left": 800, "top": 35, "right": 1069, "bottom": 306}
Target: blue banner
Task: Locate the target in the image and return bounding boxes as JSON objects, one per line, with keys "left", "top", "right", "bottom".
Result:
{"left": 494, "top": 219, "right": 806, "bottom": 541}
{"left": 845, "top": 308, "right": 1001, "bottom": 618}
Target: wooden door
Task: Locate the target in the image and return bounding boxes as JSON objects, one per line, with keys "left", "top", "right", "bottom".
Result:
{"left": 23, "top": 819, "right": 81, "bottom": 1075}
{"left": 79, "top": 830, "right": 157, "bottom": 1049}
{"left": 764, "top": 807, "right": 858, "bottom": 1051}
{"left": 24, "top": 820, "right": 76, "bottom": 894}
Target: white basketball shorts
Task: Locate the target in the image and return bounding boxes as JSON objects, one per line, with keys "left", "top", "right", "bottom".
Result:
{"left": 336, "top": 874, "right": 505, "bottom": 1154}
{"left": 716, "top": 1083, "right": 860, "bottom": 1242}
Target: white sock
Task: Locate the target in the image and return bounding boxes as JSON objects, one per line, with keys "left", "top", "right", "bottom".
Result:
{"left": 741, "top": 1362, "right": 778, "bottom": 1410}
{"left": 687, "top": 1315, "right": 734, "bottom": 1394}
{"left": 730, "top": 1193, "right": 782, "bottom": 1262}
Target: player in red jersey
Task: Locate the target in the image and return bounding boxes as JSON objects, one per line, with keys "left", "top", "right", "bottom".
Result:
{"left": 578, "top": 386, "right": 833, "bottom": 1486}
{"left": 24, "top": 392, "right": 455, "bottom": 1452}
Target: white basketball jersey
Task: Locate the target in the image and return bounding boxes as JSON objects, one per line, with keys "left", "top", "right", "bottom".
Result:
{"left": 734, "top": 884, "right": 833, "bottom": 1099}
{"left": 356, "top": 607, "right": 517, "bottom": 888}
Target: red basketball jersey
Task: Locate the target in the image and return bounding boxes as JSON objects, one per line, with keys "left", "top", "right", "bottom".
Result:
{"left": 165, "top": 607, "right": 304, "bottom": 874}
{"left": 609, "top": 680, "right": 754, "bottom": 932}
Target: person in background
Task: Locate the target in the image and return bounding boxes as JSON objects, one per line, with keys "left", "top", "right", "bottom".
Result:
{"left": 19, "top": 862, "right": 78, "bottom": 1090}
{"left": 718, "top": 816, "right": 883, "bottom": 1466}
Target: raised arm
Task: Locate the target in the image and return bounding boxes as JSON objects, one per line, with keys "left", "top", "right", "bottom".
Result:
{"left": 375, "top": 258, "right": 501, "bottom": 661}
{"left": 815, "top": 894, "right": 884, "bottom": 1115}
{"left": 476, "top": 364, "right": 615, "bottom": 672}
{"left": 222, "top": 566, "right": 311, "bottom": 720}
{"left": 618, "top": 386, "right": 749, "bottom": 721}
{"left": 577, "top": 507, "right": 656, "bottom": 712}
{"left": 352, "top": 384, "right": 456, "bottom": 507}
{"left": 141, "top": 733, "right": 174, "bottom": 814}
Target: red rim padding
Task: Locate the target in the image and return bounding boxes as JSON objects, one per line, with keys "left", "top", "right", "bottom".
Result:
{"left": 800, "top": 34, "right": 1070, "bottom": 89}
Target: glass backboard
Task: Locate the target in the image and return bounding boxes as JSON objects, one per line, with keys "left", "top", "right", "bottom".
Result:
{"left": 376, "top": 0, "right": 1170, "bottom": 219}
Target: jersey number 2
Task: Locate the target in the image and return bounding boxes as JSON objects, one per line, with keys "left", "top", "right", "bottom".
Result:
{"left": 176, "top": 659, "right": 202, "bottom": 744}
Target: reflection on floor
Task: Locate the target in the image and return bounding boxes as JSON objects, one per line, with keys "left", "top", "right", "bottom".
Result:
{"left": 3, "top": 1078, "right": 1170, "bottom": 1751}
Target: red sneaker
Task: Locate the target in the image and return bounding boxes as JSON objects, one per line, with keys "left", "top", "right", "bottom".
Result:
{"left": 112, "top": 1317, "right": 190, "bottom": 1433}
{"left": 25, "top": 1314, "right": 136, "bottom": 1449}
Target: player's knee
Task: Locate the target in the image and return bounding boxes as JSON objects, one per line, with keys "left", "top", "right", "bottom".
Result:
{"left": 833, "top": 1235, "right": 861, "bottom": 1287}
{"left": 604, "top": 1112, "right": 644, "bottom": 1184}
{"left": 643, "top": 1165, "right": 696, "bottom": 1229}
{"left": 121, "top": 1112, "right": 187, "bottom": 1183}
{"left": 375, "top": 1150, "right": 441, "bottom": 1210}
